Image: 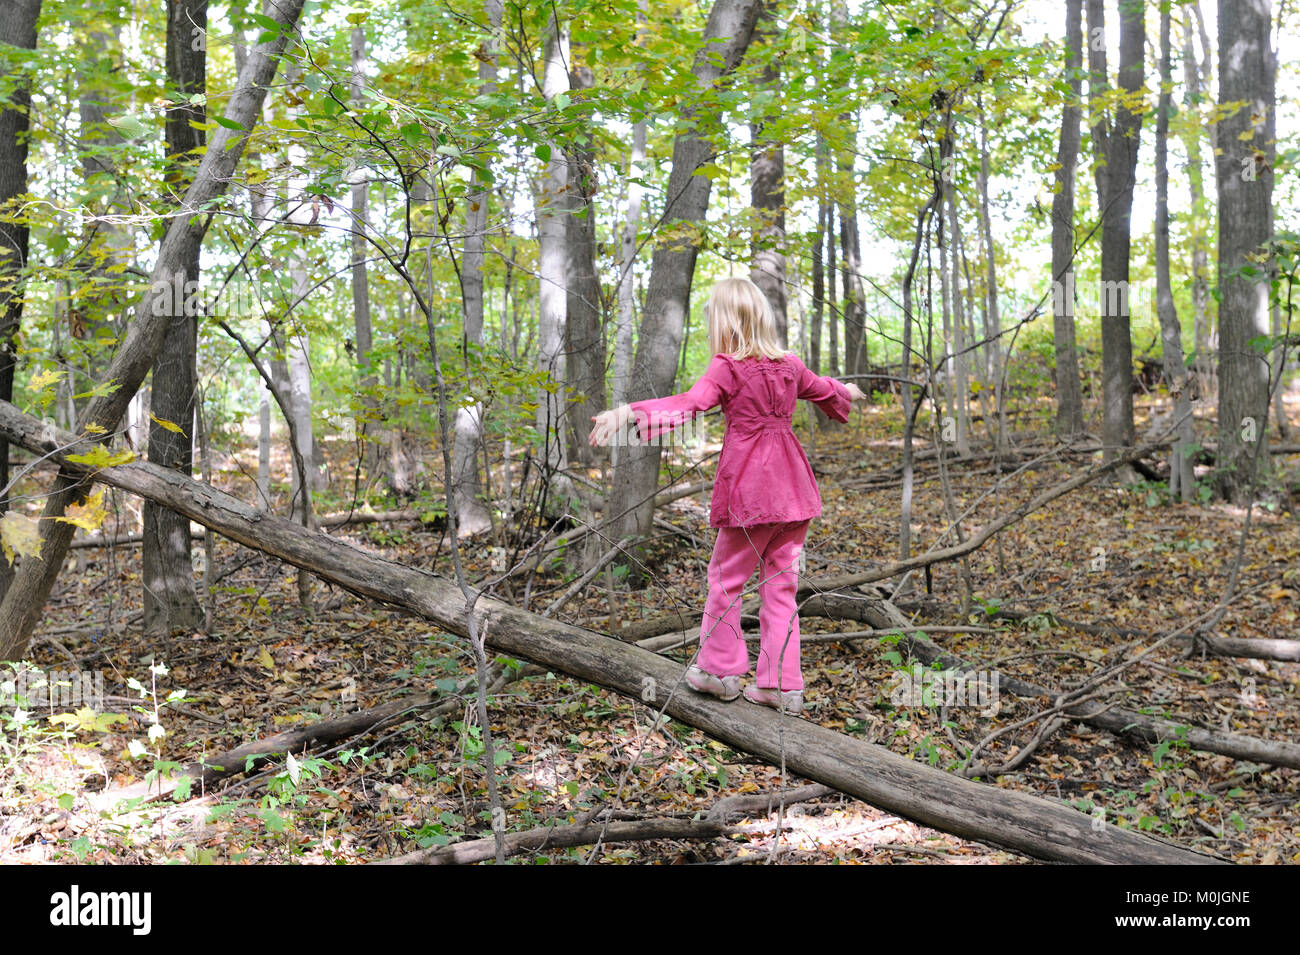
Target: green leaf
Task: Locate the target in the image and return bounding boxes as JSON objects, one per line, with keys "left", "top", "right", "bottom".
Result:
{"left": 213, "top": 115, "right": 247, "bottom": 131}
{"left": 107, "top": 114, "right": 148, "bottom": 139}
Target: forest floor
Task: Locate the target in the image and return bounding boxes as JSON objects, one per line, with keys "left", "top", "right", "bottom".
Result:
{"left": 2, "top": 394, "right": 1298, "bottom": 865}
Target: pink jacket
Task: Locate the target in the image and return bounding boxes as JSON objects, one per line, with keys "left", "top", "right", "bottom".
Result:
{"left": 629, "top": 353, "right": 852, "bottom": 528}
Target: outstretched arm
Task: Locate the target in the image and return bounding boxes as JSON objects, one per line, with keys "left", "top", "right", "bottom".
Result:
{"left": 591, "top": 356, "right": 732, "bottom": 447}
{"left": 796, "top": 360, "right": 862, "bottom": 423}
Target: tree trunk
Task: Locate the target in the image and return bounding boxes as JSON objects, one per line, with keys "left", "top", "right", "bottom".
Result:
{"left": 565, "top": 62, "right": 606, "bottom": 463}
{"left": 451, "top": 0, "right": 501, "bottom": 538}
{"left": 350, "top": 24, "right": 382, "bottom": 488}
{"left": 71, "top": 27, "right": 130, "bottom": 410}
{"left": 1214, "top": 0, "right": 1274, "bottom": 502}
{"left": 976, "top": 92, "right": 1004, "bottom": 454}
{"left": 1154, "top": 3, "right": 1195, "bottom": 502}
{"left": 0, "top": 0, "right": 309, "bottom": 662}
{"left": 945, "top": 158, "right": 972, "bottom": 457}
{"left": 830, "top": 0, "right": 864, "bottom": 377}
{"left": 535, "top": 13, "right": 572, "bottom": 512}
{"left": 1051, "top": 0, "right": 1085, "bottom": 437}
{"left": 142, "top": 0, "right": 207, "bottom": 637}
{"left": 1181, "top": 2, "right": 1215, "bottom": 394}
{"left": 613, "top": 115, "right": 645, "bottom": 410}
{"left": 0, "top": 399, "right": 1223, "bottom": 866}
{"left": 1086, "top": 0, "right": 1142, "bottom": 465}
{"left": 748, "top": 2, "right": 786, "bottom": 345}
{"left": 610, "top": 0, "right": 762, "bottom": 556}
{"left": 811, "top": 136, "right": 826, "bottom": 380}
{"left": 0, "top": 0, "right": 40, "bottom": 602}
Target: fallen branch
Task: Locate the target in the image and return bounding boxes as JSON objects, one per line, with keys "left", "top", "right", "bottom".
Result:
{"left": 909, "top": 598, "right": 1300, "bottom": 663}
{"left": 708, "top": 784, "right": 835, "bottom": 823}
{"left": 378, "top": 816, "right": 734, "bottom": 865}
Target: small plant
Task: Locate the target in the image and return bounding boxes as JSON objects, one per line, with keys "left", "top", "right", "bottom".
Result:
{"left": 122, "top": 660, "right": 188, "bottom": 796}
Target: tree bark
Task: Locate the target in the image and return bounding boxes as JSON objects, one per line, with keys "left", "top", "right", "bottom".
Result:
{"left": 0, "top": 0, "right": 40, "bottom": 602}
{"left": 1154, "top": 3, "right": 1195, "bottom": 502}
{"left": 0, "top": 0, "right": 308, "bottom": 662}
{"left": 565, "top": 62, "right": 606, "bottom": 463}
{"left": 1051, "top": 0, "right": 1085, "bottom": 438}
{"left": 1181, "top": 1, "right": 1215, "bottom": 394}
{"left": 0, "top": 400, "right": 1222, "bottom": 865}
{"left": 944, "top": 146, "right": 972, "bottom": 457}
{"left": 976, "top": 93, "right": 1005, "bottom": 454}
{"left": 535, "top": 13, "right": 572, "bottom": 511}
{"left": 451, "top": 0, "right": 501, "bottom": 538}
{"left": 1214, "top": 0, "right": 1274, "bottom": 502}
{"left": 142, "top": 0, "right": 208, "bottom": 637}
{"left": 610, "top": 0, "right": 762, "bottom": 556}
{"left": 810, "top": 138, "right": 826, "bottom": 377}
{"left": 748, "top": 2, "right": 786, "bottom": 345}
{"left": 1086, "top": 0, "right": 1142, "bottom": 465}
{"left": 350, "top": 24, "right": 382, "bottom": 488}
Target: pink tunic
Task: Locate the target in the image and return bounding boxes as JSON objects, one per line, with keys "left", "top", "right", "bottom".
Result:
{"left": 629, "top": 353, "right": 852, "bottom": 528}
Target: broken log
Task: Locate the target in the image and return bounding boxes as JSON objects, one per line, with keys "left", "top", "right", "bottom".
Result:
{"left": 808, "top": 590, "right": 1300, "bottom": 771}
{"left": 379, "top": 816, "right": 735, "bottom": 865}
{"left": 0, "top": 401, "right": 1222, "bottom": 864}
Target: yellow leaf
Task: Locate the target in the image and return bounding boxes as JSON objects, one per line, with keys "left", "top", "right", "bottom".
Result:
{"left": 83, "top": 423, "right": 107, "bottom": 434}
{"left": 257, "top": 645, "right": 275, "bottom": 670}
{"left": 56, "top": 489, "right": 109, "bottom": 532}
{"left": 0, "top": 511, "right": 42, "bottom": 565}
{"left": 27, "top": 368, "right": 63, "bottom": 394}
{"left": 65, "top": 445, "right": 135, "bottom": 469}
{"left": 149, "top": 412, "right": 187, "bottom": 436}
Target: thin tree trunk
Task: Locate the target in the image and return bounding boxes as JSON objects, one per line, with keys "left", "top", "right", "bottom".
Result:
{"left": 830, "top": 0, "right": 864, "bottom": 377}
{"left": 811, "top": 136, "right": 826, "bottom": 377}
{"left": 143, "top": 0, "right": 207, "bottom": 636}
{"left": 257, "top": 385, "right": 271, "bottom": 507}
{"left": 1155, "top": 3, "right": 1195, "bottom": 502}
{"left": 1051, "top": 0, "right": 1085, "bottom": 437}
{"left": 350, "top": 24, "right": 381, "bottom": 485}
{"left": 1086, "top": 0, "right": 1142, "bottom": 466}
{"left": 749, "top": 1, "right": 786, "bottom": 345}
{"left": 1182, "top": 2, "right": 1215, "bottom": 395}
{"left": 946, "top": 164, "right": 972, "bottom": 457}
{"left": 535, "top": 13, "right": 572, "bottom": 513}
{"left": 899, "top": 193, "right": 939, "bottom": 566}
{"left": 976, "top": 92, "right": 1004, "bottom": 454}
{"left": 565, "top": 62, "right": 605, "bottom": 463}
{"left": 613, "top": 115, "right": 645, "bottom": 410}
{"left": 451, "top": 0, "right": 501, "bottom": 537}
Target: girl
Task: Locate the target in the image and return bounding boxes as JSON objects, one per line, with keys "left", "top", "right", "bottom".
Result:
{"left": 589, "top": 277, "right": 865, "bottom": 715}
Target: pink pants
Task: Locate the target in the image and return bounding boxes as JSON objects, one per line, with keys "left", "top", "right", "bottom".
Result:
{"left": 697, "top": 521, "right": 810, "bottom": 692}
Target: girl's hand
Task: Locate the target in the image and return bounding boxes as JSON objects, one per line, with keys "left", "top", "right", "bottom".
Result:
{"left": 590, "top": 405, "right": 631, "bottom": 447}
{"left": 844, "top": 382, "right": 867, "bottom": 403}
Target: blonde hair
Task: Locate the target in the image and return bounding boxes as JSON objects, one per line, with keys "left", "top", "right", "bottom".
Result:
{"left": 706, "top": 277, "right": 788, "bottom": 360}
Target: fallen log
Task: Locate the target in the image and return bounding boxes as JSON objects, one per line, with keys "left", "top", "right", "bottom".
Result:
{"left": 1, "top": 402, "right": 1221, "bottom": 864}
{"left": 929, "top": 600, "right": 1300, "bottom": 663}
{"left": 809, "top": 591, "right": 1300, "bottom": 771}
{"left": 378, "top": 816, "right": 735, "bottom": 865}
